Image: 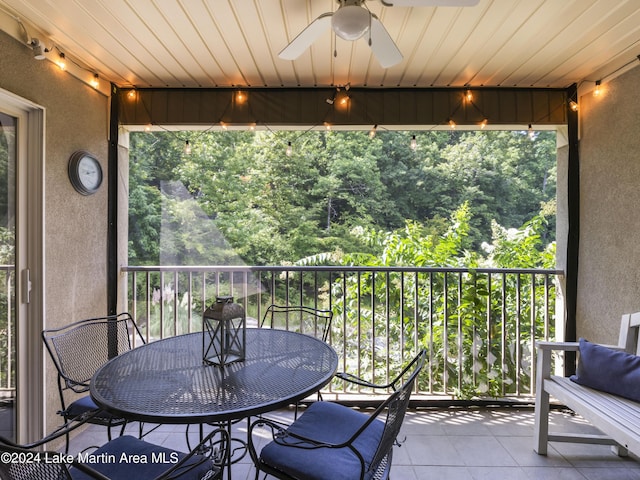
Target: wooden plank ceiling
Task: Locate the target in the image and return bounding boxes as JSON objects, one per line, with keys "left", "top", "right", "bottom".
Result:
{"left": 1, "top": 0, "right": 639, "bottom": 90}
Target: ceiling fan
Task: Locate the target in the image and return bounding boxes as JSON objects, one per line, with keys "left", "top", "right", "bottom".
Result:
{"left": 278, "top": 0, "right": 480, "bottom": 69}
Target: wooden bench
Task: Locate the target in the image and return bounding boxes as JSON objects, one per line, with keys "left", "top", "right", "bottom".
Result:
{"left": 534, "top": 312, "right": 640, "bottom": 457}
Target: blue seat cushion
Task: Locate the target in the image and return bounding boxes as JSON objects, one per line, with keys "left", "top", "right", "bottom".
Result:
{"left": 69, "top": 435, "right": 218, "bottom": 480}
{"left": 64, "top": 396, "right": 123, "bottom": 423}
{"left": 259, "top": 401, "right": 385, "bottom": 480}
{"left": 571, "top": 338, "right": 640, "bottom": 402}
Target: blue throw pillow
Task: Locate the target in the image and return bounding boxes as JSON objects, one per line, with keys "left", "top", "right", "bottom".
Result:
{"left": 570, "top": 338, "right": 640, "bottom": 402}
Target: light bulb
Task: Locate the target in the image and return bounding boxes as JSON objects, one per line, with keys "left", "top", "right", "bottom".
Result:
{"left": 569, "top": 100, "right": 578, "bottom": 111}
{"left": 235, "top": 91, "right": 247, "bottom": 104}
{"left": 449, "top": 119, "right": 456, "bottom": 129}
{"left": 369, "top": 125, "right": 377, "bottom": 139}
{"left": 465, "top": 89, "right": 473, "bottom": 102}
{"left": 528, "top": 124, "right": 535, "bottom": 139}
{"left": 410, "top": 135, "right": 417, "bottom": 151}
{"left": 480, "top": 118, "right": 488, "bottom": 129}
{"left": 57, "top": 52, "right": 66, "bottom": 70}
{"left": 594, "top": 80, "right": 601, "bottom": 97}
{"left": 90, "top": 74, "right": 99, "bottom": 89}
{"left": 286, "top": 142, "right": 292, "bottom": 156}
{"left": 184, "top": 140, "right": 191, "bottom": 155}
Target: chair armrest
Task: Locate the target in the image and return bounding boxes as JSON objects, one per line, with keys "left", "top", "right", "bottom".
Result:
{"left": 337, "top": 349, "right": 426, "bottom": 391}
{"left": 248, "top": 417, "right": 343, "bottom": 453}
{"left": 154, "top": 427, "right": 228, "bottom": 480}
{"left": 0, "top": 410, "right": 102, "bottom": 450}
{"left": 335, "top": 372, "right": 393, "bottom": 390}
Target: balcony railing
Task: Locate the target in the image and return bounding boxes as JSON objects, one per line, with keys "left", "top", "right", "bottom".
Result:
{"left": 123, "top": 265, "right": 564, "bottom": 401}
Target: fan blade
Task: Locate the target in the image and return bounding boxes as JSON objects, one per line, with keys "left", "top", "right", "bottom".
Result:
{"left": 368, "top": 16, "right": 403, "bottom": 68}
{"left": 381, "top": 0, "right": 479, "bottom": 6}
{"left": 279, "top": 13, "right": 333, "bottom": 60}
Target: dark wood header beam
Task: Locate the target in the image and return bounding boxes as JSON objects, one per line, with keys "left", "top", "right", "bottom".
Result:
{"left": 117, "top": 87, "right": 568, "bottom": 127}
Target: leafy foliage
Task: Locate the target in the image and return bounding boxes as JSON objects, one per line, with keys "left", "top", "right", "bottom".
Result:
{"left": 128, "top": 129, "right": 556, "bottom": 266}
{"left": 127, "top": 128, "right": 558, "bottom": 399}
{"left": 321, "top": 205, "right": 556, "bottom": 398}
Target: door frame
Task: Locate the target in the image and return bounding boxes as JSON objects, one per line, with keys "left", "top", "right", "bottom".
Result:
{"left": 0, "top": 87, "right": 45, "bottom": 443}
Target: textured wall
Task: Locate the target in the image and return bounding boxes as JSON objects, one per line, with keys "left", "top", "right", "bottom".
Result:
{"left": 0, "top": 30, "right": 110, "bottom": 435}
{"left": 578, "top": 66, "right": 640, "bottom": 344}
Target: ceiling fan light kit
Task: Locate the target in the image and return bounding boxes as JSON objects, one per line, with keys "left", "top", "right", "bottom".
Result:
{"left": 331, "top": 3, "right": 371, "bottom": 40}
{"left": 279, "top": 0, "right": 479, "bottom": 69}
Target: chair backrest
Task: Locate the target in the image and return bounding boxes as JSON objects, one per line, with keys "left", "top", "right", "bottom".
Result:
{"left": 42, "top": 313, "right": 145, "bottom": 393}
{"left": 261, "top": 304, "right": 333, "bottom": 342}
{"left": 0, "top": 442, "right": 74, "bottom": 479}
{"left": 363, "top": 349, "right": 426, "bottom": 478}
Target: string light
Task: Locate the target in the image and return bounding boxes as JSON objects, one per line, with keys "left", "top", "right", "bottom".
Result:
{"left": 235, "top": 90, "right": 247, "bottom": 104}
{"left": 184, "top": 140, "right": 192, "bottom": 155}
{"left": 369, "top": 125, "right": 377, "bottom": 139}
{"left": 594, "top": 80, "right": 601, "bottom": 97}
{"left": 448, "top": 118, "right": 456, "bottom": 129}
{"left": 480, "top": 118, "right": 488, "bottom": 129}
{"left": 57, "top": 52, "right": 66, "bottom": 70}
{"left": 528, "top": 124, "right": 535, "bottom": 140}
{"left": 465, "top": 89, "right": 473, "bottom": 102}
{"left": 569, "top": 100, "right": 579, "bottom": 111}
{"left": 90, "top": 73, "right": 99, "bottom": 89}
{"left": 127, "top": 90, "right": 137, "bottom": 100}
{"left": 286, "top": 141, "right": 293, "bottom": 156}
{"left": 410, "top": 135, "right": 417, "bottom": 151}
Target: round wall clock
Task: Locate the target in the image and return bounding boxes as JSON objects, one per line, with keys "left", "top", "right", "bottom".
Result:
{"left": 68, "top": 150, "right": 103, "bottom": 195}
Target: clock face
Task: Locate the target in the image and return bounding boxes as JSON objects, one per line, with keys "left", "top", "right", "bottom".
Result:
{"left": 78, "top": 156, "right": 102, "bottom": 191}
{"left": 68, "top": 151, "right": 103, "bottom": 195}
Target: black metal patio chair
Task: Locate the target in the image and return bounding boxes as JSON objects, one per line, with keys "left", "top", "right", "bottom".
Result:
{"left": 247, "top": 349, "right": 426, "bottom": 480}
{"left": 260, "top": 304, "right": 334, "bottom": 415}
{"left": 41, "top": 313, "right": 147, "bottom": 452}
{"left": 0, "top": 410, "right": 227, "bottom": 480}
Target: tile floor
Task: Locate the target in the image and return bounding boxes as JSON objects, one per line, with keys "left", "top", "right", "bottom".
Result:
{"left": 71, "top": 406, "right": 640, "bottom": 480}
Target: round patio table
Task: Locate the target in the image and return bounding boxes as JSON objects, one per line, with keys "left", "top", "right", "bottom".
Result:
{"left": 90, "top": 328, "right": 338, "bottom": 425}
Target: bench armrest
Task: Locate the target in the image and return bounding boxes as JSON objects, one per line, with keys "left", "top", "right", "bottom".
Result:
{"left": 536, "top": 340, "right": 623, "bottom": 352}
{"left": 536, "top": 341, "right": 579, "bottom": 352}
{"left": 536, "top": 340, "right": 625, "bottom": 382}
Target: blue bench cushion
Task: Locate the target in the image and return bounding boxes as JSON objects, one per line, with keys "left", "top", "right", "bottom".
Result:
{"left": 259, "top": 401, "right": 385, "bottom": 480}
{"left": 70, "top": 435, "right": 217, "bottom": 480}
{"left": 571, "top": 338, "right": 640, "bottom": 402}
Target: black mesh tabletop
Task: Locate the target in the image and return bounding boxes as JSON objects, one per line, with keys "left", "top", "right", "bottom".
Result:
{"left": 90, "top": 329, "right": 338, "bottom": 424}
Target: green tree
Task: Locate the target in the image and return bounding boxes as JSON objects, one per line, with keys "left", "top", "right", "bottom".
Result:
{"left": 128, "top": 129, "right": 556, "bottom": 267}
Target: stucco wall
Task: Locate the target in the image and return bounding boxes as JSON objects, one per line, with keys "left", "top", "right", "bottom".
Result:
{"left": 0, "top": 30, "right": 110, "bottom": 434}
{"left": 578, "top": 66, "right": 640, "bottom": 344}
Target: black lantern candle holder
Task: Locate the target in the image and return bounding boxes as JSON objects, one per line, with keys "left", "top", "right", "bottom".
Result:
{"left": 203, "top": 296, "right": 246, "bottom": 367}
